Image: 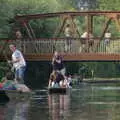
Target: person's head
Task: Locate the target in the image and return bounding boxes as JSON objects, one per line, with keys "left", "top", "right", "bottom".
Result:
{"left": 1, "top": 72, "right": 14, "bottom": 83}
{"left": 54, "top": 51, "right": 59, "bottom": 57}
{"left": 6, "top": 72, "right": 14, "bottom": 80}
{"left": 9, "top": 44, "right": 16, "bottom": 52}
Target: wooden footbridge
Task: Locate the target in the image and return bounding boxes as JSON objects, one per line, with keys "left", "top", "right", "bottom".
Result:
{"left": 1, "top": 11, "right": 120, "bottom": 61}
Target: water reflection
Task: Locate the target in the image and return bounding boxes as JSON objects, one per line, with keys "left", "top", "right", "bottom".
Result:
{"left": 1, "top": 83, "right": 120, "bottom": 120}
{"left": 4, "top": 100, "right": 30, "bottom": 120}
{"left": 0, "top": 104, "right": 7, "bottom": 120}
{"left": 48, "top": 94, "right": 70, "bottom": 120}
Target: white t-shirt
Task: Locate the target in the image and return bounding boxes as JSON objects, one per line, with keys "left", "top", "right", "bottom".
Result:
{"left": 104, "top": 32, "right": 111, "bottom": 38}
{"left": 81, "top": 32, "right": 93, "bottom": 38}
{"left": 12, "top": 49, "right": 26, "bottom": 70}
{"left": 81, "top": 32, "right": 88, "bottom": 38}
{"left": 64, "top": 27, "right": 71, "bottom": 37}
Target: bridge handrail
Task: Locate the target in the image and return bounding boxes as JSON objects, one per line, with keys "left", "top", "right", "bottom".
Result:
{"left": 0, "top": 37, "right": 120, "bottom": 54}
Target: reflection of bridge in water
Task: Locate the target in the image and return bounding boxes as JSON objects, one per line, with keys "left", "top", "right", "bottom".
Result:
{"left": 1, "top": 11, "right": 120, "bottom": 61}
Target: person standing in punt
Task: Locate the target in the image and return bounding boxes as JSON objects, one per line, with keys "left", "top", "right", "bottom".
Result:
{"left": 8, "top": 44, "right": 26, "bottom": 84}
{"left": 52, "top": 51, "right": 66, "bottom": 76}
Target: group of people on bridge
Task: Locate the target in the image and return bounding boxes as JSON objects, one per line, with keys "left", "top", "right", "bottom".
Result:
{"left": 64, "top": 24, "right": 112, "bottom": 53}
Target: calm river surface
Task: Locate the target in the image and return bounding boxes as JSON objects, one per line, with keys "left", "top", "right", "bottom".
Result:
{"left": 1, "top": 82, "right": 120, "bottom": 120}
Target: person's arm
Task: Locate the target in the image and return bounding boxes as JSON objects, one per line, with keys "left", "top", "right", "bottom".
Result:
{"left": 8, "top": 57, "right": 20, "bottom": 64}
{"left": 8, "top": 51, "right": 22, "bottom": 64}
{"left": 52, "top": 56, "right": 61, "bottom": 64}
{"left": 12, "top": 58, "right": 21, "bottom": 63}
{"left": 55, "top": 59, "right": 61, "bottom": 63}
{"left": 48, "top": 74, "right": 53, "bottom": 88}
{"left": 55, "top": 56, "right": 62, "bottom": 63}
{"left": 52, "top": 57, "right": 55, "bottom": 65}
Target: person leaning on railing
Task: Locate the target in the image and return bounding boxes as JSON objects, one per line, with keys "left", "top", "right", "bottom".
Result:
{"left": 104, "top": 30, "right": 111, "bottom": 45}
{"left": 80, "top": 32, "right": 94, "bottom": 52}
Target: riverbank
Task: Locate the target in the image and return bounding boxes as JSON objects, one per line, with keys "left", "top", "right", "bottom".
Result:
{"left": 83, "top": 77, "right": 120, "bottom": 83}
{"left": 72, "top": 77, "right": 120, "bottom": 84}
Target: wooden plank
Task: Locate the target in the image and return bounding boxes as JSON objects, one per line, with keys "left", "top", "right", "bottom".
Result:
{"left": 1, "top": 53, "right": 120, "bottom": 61}
{"left": 23, "top": 53, "right": 120, "bottom": 61}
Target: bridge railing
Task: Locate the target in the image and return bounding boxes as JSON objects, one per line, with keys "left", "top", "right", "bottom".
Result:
{"left": 0, "top": 38, "right": 120, "bottom": 54}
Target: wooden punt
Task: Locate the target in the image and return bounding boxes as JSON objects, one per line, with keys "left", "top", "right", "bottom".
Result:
{"left": 0, "top": 90, "right": 32, "bottom": 101}
{"left": 48, "top": 87, "right": 70, "bottom": 94}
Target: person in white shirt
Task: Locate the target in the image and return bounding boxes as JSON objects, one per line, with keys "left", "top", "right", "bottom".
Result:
{"left": 81, "top": 31, "right": 94, "bottom": 52}
{"left": 104, "top": 30, "right": 111, "bottom": 45}
{"left": 81, "top": 32, "right": 88, "bottom": 38}
{"left": 9, "top": 44, "right": 26, "bottom": 84}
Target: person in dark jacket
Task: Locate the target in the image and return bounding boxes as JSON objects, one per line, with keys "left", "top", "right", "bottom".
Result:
{"left": 52, "top": 51, "right": 66, "bottom": 76}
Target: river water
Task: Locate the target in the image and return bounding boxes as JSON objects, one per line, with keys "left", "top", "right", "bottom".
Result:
{"left": 1, "top": 82, "right": 120, "bottom": 120}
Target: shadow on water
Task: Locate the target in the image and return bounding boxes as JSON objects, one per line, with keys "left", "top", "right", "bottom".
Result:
{"left": 25, "top": 61, "right": 51, "bottom": 89}
{"left": 0, "top": 91, "right": 10, "bottom": 104}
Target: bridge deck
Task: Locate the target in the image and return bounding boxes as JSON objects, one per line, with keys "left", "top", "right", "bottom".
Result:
{"left": 1, "top": 53, "right": 120, "bottom": 61}
{"left": 25, "top": 53, "right": 120, "bottom": 61}
{"left": 23, "top": 53, "right": 120, "bottom": 61}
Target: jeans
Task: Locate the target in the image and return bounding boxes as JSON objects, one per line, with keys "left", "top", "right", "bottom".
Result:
{"left": 15, "top": 66, "right": 26, "bottom": 84}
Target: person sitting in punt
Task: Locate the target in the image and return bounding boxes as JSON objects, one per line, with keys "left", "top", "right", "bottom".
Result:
{"left": 59, "top": 75, "right": 72, "bottom": 88}
{"left": 48, "top": 70, "right": 65, "bottom": 88}
{"left": 0, "top": 72, "right": 30, "bottom": 92}
{"left": 0, "top": 72, "right": 16, "bottom": 90}
{"left": 59, "top": 76, "right": 68, "bottom": 88}
{"left": 48, "top": 71, "right": 57, "bottom": 88}
{"left": 67, "top": 75, "right": 72, "bottom": 88}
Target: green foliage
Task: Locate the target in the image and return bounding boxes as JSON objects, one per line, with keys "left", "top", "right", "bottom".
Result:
{"left": 98, "top": 0, "right": 120, "bottom": 10}
{"left": 1, "top": 0, "right": 120, "bottom": 38}
{"left": 0, "top": 0, "right": 74, "bottom": 38}
{"left": 0, "top": 62, "right": 8, "bottom": 81}
{"left": 66, "top": 62, "right": 120, "bottom": 78}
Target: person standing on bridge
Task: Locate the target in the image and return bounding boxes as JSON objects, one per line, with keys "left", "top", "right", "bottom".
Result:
{"left": 8, "top": 44, "right": 26, "bottom": 84}
{"left": 64, "top": 24, "right": 72, "bottom": 52}
{"left": 104, "top": 30, "right": 111, "bottom": 45}
{"left": 15, "top": 29, "right": 23, "bottom": 51}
